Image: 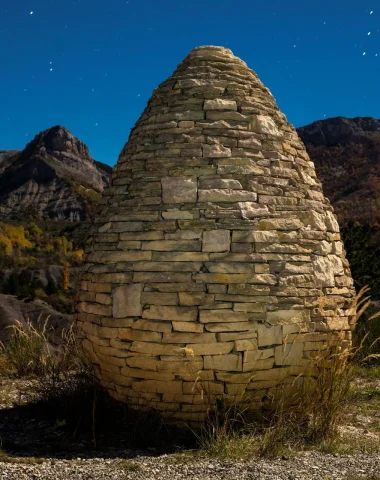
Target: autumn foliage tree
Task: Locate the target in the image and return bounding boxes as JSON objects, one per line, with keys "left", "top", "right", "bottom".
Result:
{"left": 62, "top": 262, "right": 70, "bottom": 292}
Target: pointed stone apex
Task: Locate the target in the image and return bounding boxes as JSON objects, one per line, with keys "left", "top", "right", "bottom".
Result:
{"left": 188, "top": 45, "right": 234, "bottom": 55}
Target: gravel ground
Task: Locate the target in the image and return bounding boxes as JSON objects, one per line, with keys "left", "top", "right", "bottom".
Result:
{"left": 0, "top": 376, "right": 379, "bottom": 480}
{"left": 0, "top": 451, "right": 379, "bottom": 480}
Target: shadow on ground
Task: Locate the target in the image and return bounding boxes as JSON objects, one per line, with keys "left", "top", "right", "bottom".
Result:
{"left": 0, "top": 375, "right": 196, "bottom": 460}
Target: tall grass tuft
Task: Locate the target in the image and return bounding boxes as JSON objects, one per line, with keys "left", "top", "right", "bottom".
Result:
{"left": 196, "top": 287, "right": 380, "bottom": 459}
{"left": 0, "top": 316, "right": 80, "bottom": 380}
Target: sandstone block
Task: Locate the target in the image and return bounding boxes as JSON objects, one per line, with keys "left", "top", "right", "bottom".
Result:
{"left": 179, "top": 292, "right": 215, "bottom": 306}
{"left": 257, "top": 324, "right": 283, "bottom": 347}
{"left": 202, "top": 230, "right": 230, "bottom": 253}
{"left": 235, "top": 338, "right": 258, "bottom": 351}
{"left": 186, "top": 343, "right": 234, "bottom": 356}
{"left": 217, "top": 164, "right": 265, "bottom": 175}
{"left": 200, "top": 178, "right": 242, "bottom": 190}
{"left": 113, "top": 284, "right": 142, "bottom": 318}
{"left": 162, "top": 176, "right": 197, "bottom": 204}
{"left": 204, "top": 99, "right": 237, "bottom": 111}
{"left": 152, "top": 252, "right": 210, "bottom": 262}
{"left": 205, "top": 321, "right": 257, "bottom": 332}
{"left": 275, "top": 342, "right": 304, "bottom": 366}
{"left": 199, "top": 189, "right": 257, "bottom": 203}
{"left": 233, "top": 303, "right": 266, "bottom": 313}
{"left": 163, "top": 332, "right": 216, "bottom": 344}
{"left": 243, "top": 350, "right": 275, "bottom": 372}
{"left": 267, "top": 309, "right": 310, "bottom": 326}
{"left": 203, "top": 144, "right": 231, "bottom": 158}
{"left": 134, "top": 272, "right": 192, "bottom": 283}
{"left": 79, "top": 303, "right": 112, "bottom": 316}
{"left": 238, "top": 202, "right": 269, "bottom": 219}
{"left": 141, "top": 292, "right": 178, "bottom": 306}
{"left": 131, "top": 319, "right": 172, "bottom": 332}
{"left": 172, "top": 322, "right": 204, "bottom": 333}
{"left": 251, "top": 115, "right": 281, "bottom": 136}
{"left": 205, "top": 262, "right": 255, "bottom": 274}
{"left": 142, "top": 305, "right": 198, "bottom": 321}
{"left": 204, "top": 354, "right": 242, "bottom": 371}
{"left": 131, "top": 379, "right": 182, "bottom": 395}
{"left": 217, "top": 332, "right": 258, "bottom": 341}
{"left": 121, "top": 367, "right": 174, "bottom": 381}
{"left": 141, "top": 240, "right": 201, "bottom": 251}
{"left": 100, "top": 251, "right": 152, "bottom": 262}
{"left": 200, "top": 310, "right": 250, "bottom": 323}
{"left": 129, "top": 342, "right": 185, "bottom": 356}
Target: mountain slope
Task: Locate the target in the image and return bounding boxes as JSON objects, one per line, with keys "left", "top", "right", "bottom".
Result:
{"left": 298, "top": 116, "right": 380, "bottom": 299}
{"left": 297, "top": 116, "right": 380, "bottom": 225}
{"left": 0, "top": 126, "right": 111, "bottom": 222}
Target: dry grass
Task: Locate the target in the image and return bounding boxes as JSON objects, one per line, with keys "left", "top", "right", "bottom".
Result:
{"left": 0, "top": 289, "right": 378, "bottom": 460}
{"left": 194, "top": 287, "right": 380, "bottom": 460}
{"left": 0, "top": 316, "right": 80, "bottom": 381}
{"left": 118, "top": 461, "right": 141, "bottom": 471}
{"left": 0, "top": 450, "right": 44, "bottom": 465}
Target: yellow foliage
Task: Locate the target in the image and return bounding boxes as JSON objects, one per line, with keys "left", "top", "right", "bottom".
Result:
{"left": 72, "top": 249, "right": 84, "bottom": 261}
{"left": 54, "top": 236, "right": 72, "bottom": 255}
{"left": 62, "top": 262, "right": 70, "bottom": 291}
{"left": 0, "top": 223, "right": 33, "bottom": 256}
{"left": 0, "top": 234, "right": 13, "bottom": 256}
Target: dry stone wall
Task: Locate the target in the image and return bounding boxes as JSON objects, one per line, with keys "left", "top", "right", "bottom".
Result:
{"left": 75, "top": 46, "right": 356, "bottom": 426}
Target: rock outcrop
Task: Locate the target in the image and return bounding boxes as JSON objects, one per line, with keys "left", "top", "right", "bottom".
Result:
{"left": 76, "top": 46, "right": 356, "bottom": 425}
{"left": 0, "top": 127, "right": 111, "bottom": 222}
{"left": 298, "top": 117, "right": 380, "bottom": 225}
{"left": 0, "top": 294, "right": 72, "bottom": 346}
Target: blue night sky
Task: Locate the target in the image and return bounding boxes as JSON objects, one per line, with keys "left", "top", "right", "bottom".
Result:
{"left": 1, "top": 0, "right": 379, "bottom": 165}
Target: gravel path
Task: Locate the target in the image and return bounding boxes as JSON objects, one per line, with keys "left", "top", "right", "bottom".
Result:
{"left": 0, "top": 451, "right": 379, "bottom": 480}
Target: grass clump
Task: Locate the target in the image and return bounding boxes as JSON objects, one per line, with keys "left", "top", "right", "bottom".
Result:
{"left": 195, "top": 287, "right": 380, "bottom": 460}
{"left": 0, "top": 316, "right": 79, "bottom": 379}
{"left": 118, "top": 461, "right": 141, "bottom": 471}
{"left": 0, "top": 450, "right": 44, "bottom": 465}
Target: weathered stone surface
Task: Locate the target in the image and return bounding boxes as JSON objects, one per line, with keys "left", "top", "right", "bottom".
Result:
{"left": 257, "top": 324, "right": 283, "bottom": 347}
{"left": 203, "top": 144, "right": 231, "bottom": 158}
{"left": 162, "top": 176, "right": 197, "bottom": 204}
{"left": 275, "top": 342, "right": 304, "bottom": 366}
{"left": 198, "top": 189, "right": 257, "bottom": 203}
{"left": 202, "top": 229, "right": 230, "bottom": 252}
{"left": 76, "top": 45, "right": 356, "bottom": 424}
{"left": 204, "top": 354, "right": 242, "bottom": 371}
{"left": 267, "top": 309, "right": 310, "bottom": 326}
{"left": 204, "top": 99, "right": 237, "bottom": 111}
{"left": 251, "top": 115, "right": 281, "bottom": 136}
{"left": 113, "top": 284, "right": 142, "bottom": 318}
{"left": 142, "top": 306, "right": 198, "bottom": 321}
{"left": 238, "top": 202, "right": 269, "bottom": 219}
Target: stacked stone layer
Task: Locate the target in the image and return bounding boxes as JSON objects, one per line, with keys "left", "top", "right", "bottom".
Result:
{"left": 76, "top": 46, "right": 356, "bottom": 425}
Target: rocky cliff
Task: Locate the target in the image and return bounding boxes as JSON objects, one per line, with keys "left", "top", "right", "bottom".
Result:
{"left": 0, "top": 127, "right": 111, "bottom": 222}
{"left": 297, "top": 117, "right": 380, "bottom": 225}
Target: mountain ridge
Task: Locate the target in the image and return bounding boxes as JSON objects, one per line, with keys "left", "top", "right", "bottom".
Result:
{"left": 0, "top": 126, "right": 111, "bottom": 222}
{"left": 297, "top": 116, "right": 380, "bottom": 226}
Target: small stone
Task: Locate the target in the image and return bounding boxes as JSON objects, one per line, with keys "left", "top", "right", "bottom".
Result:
{"left": 202, "top": 229, "right": 230, "bottom": 252}
{"left": 251, "top": 115, "right": 281, "bottom": 136}
{"left": 204, "top": 99, "right": 237, "bottom": 110}
{"left": 198, "top": 189, "right": 257, "bottom": 202}
{"left": 203, "top": 144, "right": 232, "bottom": 158}
{"left": 113, "top": 284, "right": 142, "bottom": 318}
{"left": 162, "top": 176, "right": 197, "bottom": 204}
{"left": 257, "top": 324, "right": 283, "bottom": 347}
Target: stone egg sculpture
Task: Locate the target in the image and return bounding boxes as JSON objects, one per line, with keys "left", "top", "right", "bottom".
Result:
{"left": 76, "top": 46, "right": 356, "bottom": 425}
